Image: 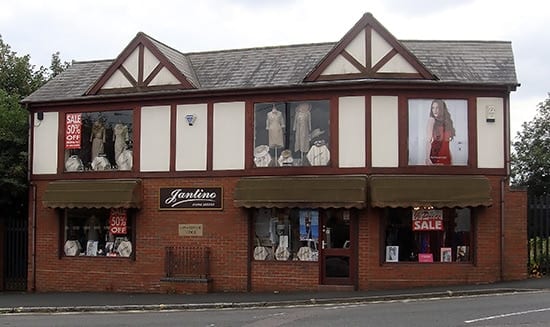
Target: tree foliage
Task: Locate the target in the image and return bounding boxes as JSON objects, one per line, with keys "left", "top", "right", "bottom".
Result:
{"left": 511, "top": 94, "right": 550, "bottom": 196}
{"left": 0, "top": 35, "right": 70, "bottom": 219}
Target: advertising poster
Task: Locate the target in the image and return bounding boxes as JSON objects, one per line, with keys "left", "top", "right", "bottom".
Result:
{"left": 299, "top": 210, "right": 319, "bottom": 240}
{"left": 408, "top": 99, "right": 468, "bottom": 166}
{"left": 65, "top": 113, "right": 82, "bottom": 149}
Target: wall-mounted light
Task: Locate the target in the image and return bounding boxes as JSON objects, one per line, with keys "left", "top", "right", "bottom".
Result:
{"left": 37, "top": 112, "right": 44, "bottom": 121}
{"left": 185, "top": 114, "right": 197, "bottom": 126}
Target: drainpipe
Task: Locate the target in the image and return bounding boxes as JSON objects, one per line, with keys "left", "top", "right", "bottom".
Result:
{"left": 26, "top": 107, "right": 37, "bottom": 292}
{"left": 500, "top": 93, "right": 512, "bottom": 281}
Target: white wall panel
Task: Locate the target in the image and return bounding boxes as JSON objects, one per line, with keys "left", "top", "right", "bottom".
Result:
{"left": 213, "top": 102, "right": 245, "bottom": 170}
{"left": 477, "top": 97, "right": 504, "bottom": 168}
{"left": 140, "top": 106, "right": 171, "bottom": 172}
{"left": 338, "top": 96, "right": 366, "bottom": 167}
{"left": 32, "top": 112, "right": 58, "bottom": 174}
{"left": 371, "top": 96, "right": 399, "bottom": 167}
{"left": 176, "top": 104, "right": 208, "bottom": 171}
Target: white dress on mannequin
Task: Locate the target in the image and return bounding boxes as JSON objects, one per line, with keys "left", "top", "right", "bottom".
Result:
{"left": 293, "top": 103, "right": 311, "bottom": 153}
{"left": 266, "top": 107, "right": 285, "bottom": 148}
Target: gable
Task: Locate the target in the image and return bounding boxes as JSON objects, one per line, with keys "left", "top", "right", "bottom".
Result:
{"left": 87, "top": 32, "right": 197, "bottom": 95}
{"left": 305, "top": 13, "right": 435, "bottom": 82}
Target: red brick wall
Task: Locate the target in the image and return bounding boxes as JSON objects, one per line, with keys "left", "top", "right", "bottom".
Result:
{"left": 357, "top": 176, "right": 525, "bottom": 291}
{"left": 251, "top": 261, "right": 318, "bottom": 292}
{"left": 29, "top": 177, "right": 249, "bottom": 293}
{"left": 503, "top": 186, "right": 528, "bottom": 280}
{"left": 29, "top": 175, "right": 527, "bottom": 293}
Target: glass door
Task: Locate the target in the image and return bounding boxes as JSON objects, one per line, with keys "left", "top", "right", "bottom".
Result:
{"left": 320, "top": 209, "right": 355, "bottom": 285}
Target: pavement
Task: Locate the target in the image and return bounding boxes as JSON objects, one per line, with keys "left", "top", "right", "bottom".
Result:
{"left": 1, "top": 277, "right": 549, "bottom": 314}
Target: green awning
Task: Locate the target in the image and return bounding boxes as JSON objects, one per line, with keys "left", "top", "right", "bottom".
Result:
{"left": 369, "top": 175, "right": 492, "bottom": 208}
{"left": 43, "top": 179, "right": 142, "bottom": 209}
{"left": 234, "top": 175, "right": 367, "bottom": 209}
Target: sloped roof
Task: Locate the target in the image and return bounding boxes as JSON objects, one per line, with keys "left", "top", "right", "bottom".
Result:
{"left": 22, "top": 39, "right": 518, "bottom": 104}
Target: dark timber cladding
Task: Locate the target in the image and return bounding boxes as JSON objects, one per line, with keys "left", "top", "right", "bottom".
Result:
{"left": 42, "top": 179, "right": 142, "bottom": 209}
{"left": 234, "top": 175, "right": 368, "bottom": 209}
{"left": 369, "top": 175, "right": 492, "bottom": 208}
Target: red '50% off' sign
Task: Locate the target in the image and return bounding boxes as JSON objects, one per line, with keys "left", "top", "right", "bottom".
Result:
{"left": 109, "top": 208, "right": 127, "bottom": 234}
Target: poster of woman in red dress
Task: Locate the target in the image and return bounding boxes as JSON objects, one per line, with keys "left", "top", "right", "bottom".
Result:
{"left": 407, "top": 99, "right": 468, "bottom": 166}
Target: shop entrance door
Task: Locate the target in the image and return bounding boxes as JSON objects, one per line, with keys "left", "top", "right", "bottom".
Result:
{"left": 320, "top": 210, "right": 354, "bottom": 286}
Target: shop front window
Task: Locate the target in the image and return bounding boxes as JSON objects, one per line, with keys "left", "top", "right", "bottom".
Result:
{"left": 253, "top": 208, "right": 319, "bottom": 261}
{"left": 253, "top": 100, "right": 330, "bottom": 167}
{"left": 64, "top": 110, "right": 133, "bottom": 172}
{"left": 384, "top": 207, "right": 472, "bottom": 263}
{"left": 63, "top": 208, "right": 133, "bottom": 258}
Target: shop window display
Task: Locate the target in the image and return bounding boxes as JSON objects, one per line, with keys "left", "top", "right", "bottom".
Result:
{"left": 253, "top": 101, "right": 330, "bottom": 167}
{"left": 64, "top": 110, "right": 133, "bottom": 172}
{"left": 384, "top": 207, "right": 472, "bottom": 263}
{"left": 253, "top": 208, "right": 319, "bottom": 261}
{"left": 63, "top": 208, "right": 133, "bottom": 258}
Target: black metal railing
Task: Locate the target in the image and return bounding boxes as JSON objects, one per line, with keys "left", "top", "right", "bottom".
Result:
{"left": 165, "top": 246, "right": 210, "bottom": 279}
{"left": 528, "top": 194, "right": 550, "bottom": 277}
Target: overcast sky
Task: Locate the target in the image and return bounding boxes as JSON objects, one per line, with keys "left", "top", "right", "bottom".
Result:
{"left": 1, "top": 0, "right": 548, "bottom": 138}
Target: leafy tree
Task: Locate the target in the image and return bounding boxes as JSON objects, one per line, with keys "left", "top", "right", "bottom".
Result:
{"left": 0, "top": 35, "right": 70, "bottom": 219}
{"left": 511, "top": 94, "right": 550, "bottom": 196}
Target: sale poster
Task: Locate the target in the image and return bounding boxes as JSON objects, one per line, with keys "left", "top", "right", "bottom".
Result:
{"left": 412, "top": 209, "right": 443, "bottom": 231}
{"left": 109, "top": 208, "right": 127, "bottom": 235}
{"left": 65, "top": 113, "right": 82, "bottom": 149}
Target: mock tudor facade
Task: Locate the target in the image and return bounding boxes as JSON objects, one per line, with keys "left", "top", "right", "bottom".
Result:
{"left": 23, "top": 13, "right": 527, "bottom": 293}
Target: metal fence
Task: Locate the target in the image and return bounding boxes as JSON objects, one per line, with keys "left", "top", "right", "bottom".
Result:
{"left": 165, "top": 246, "right": 210, "bottom": 279}
{"left": 4, "top": 218, "right": 28, "bottom": 291}
{"left": 528, "top": 194, "right": 550, "bottom": 276}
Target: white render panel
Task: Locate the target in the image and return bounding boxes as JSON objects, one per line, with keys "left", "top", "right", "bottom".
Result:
{"left": 140, "top": 106, "right": 171, "bottom": 172}
{"left": 143, "top": 47, "right": 160, "bottom": 82}
{"left": 176, "top": 104, "right": 208, "bottom": 171}
{"left": 102, "top": 69, "right": 133, "bottom": 89}
{"left": 213, "top": 102, "right": 245, "bottom": 170}
{"left": 122, "top": 47, "right": 139, "bottom": 81}
{"left": 32, "top": 112, "right": 58, "bottom": 174}
{"left": 371, "top": 29, "right": 392, "bottom": 67}
{"left": 148, "top": 66, "right": 180, "bottom": 86}
{"left": 338, "top": 96, "right": 366, "bottom": 167}
{"left": 345, "top": 29, "right": 366, "bottom": 67}
{"left": 477, "top": 97, "right": 504, "bottom": 168}
{"left": 378, "top": 54, "right": 418, "bottom": 73}
{"left": 371, "top": 96, "right": 399, "bottom": 167}
{"left": 321, "top": 55, "right": 361, "bottom": 75}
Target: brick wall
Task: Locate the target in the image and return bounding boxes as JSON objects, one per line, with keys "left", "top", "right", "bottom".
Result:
{"left": 29, "top": 175, "right": 528, "bottom": 293}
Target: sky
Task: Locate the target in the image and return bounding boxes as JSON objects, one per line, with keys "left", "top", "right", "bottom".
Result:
{"left": 1, "top": 0, "right": 548, "bottom": 138}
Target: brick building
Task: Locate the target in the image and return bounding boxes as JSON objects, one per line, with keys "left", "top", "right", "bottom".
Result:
{"left": 23, "top": 13, "right": 527, "bottom": 293}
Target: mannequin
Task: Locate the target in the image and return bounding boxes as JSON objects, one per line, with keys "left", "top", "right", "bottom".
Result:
{"left": 90, "top": 120, "right": 106, "bottom": 160}
{"left": 293, "top": 103, "right": 311, "bottom": 154}
{"left": 266, "top": 105, "right": 285, "bottom": 148}
{"left": 113, "top": 122, "right": 129, "bottom": 162}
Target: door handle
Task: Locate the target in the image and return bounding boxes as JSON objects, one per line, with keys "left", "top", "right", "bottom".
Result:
{"left": 322, "top": 240, "right": 326, "bottom": 249}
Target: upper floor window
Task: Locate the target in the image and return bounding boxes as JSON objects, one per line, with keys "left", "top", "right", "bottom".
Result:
{"left": 64, "top": 110, "right": 133, "bottom": 172}
{"left": 253, "top": 100, "right": 330, "bottom": 167}
{"left": 408, "top": 99, "right": 468, "bottom": 166}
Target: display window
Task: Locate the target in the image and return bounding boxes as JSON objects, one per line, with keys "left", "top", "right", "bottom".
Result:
{"left": 64, "top": 110, "right": 133, "bottom": 172}
{"left": 253, "top": 208, "right": 320, "bottom": 261}
{"left": 384, "top": 207, "right": 472, "bottom": 263}
{"left": 253, "top": 100, "right": 330, "bottom": 167}
{"left": 62, "top": 208, "right": 134, "bottom": 258}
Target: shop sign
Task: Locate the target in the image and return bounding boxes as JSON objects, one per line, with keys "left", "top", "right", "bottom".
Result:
{"left": 412, "top": 209, "right": 443, "bottom": 231}
{"left": 160, "top": 187, "right": 223, "bottom": 210}
{"left": 109, "top": 208, "right": 127, "bottom": 234}
{"left": 65, "top": 113, "right": 82, "bottom": 149}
